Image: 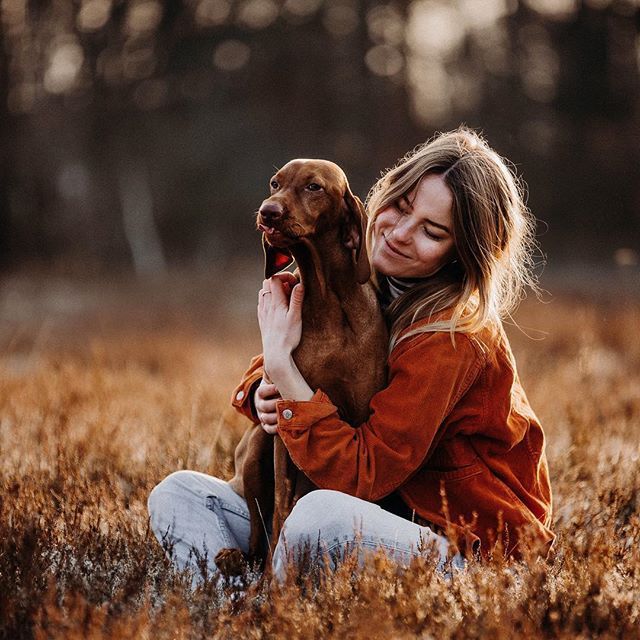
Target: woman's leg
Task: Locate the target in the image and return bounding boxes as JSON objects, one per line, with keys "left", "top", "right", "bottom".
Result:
{"left": 147, "top": 470, "right": 251, "bottom": 583}
{"left": 271, "top": 489, "right": 464, "bottom": 582}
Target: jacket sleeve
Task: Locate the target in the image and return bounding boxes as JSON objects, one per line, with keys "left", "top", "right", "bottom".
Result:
{"left": 276, "top": 332, "right": 484, "bottom": 501}
{"left": 230, "top": 354, "right": 264, "bottom": 423}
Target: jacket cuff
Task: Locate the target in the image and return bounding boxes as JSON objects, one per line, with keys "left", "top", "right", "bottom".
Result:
{"left": 275, "top": 389, "right": 338, "bottom": 431}
{"left": 231, "top": 359, "right": 264, "bottom": 423}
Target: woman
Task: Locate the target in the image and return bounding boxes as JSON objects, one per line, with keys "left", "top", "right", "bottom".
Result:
{"left": 148, "top": 127, "right": 554, "bottom": 584}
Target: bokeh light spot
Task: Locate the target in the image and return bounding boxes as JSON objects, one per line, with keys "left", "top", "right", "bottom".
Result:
{"left": 213, "top": 40, "right": 251, "bottom": 71}
{"left": 406, "top": 1, "right": 465, "bottom": 59}
{"left": 524, "top": 0, "right": 578, "bottom": 21}
{"left": 77, "top": 0, "right": 112, "bottom": 33}
{"left": 407, "top": 58, "right": 450, "bottom": 123}
{"left": 283, "top": 0, "right": 323, "bottom": 19}
{"left": 122, "top": 45, "right": 156, "bottom": 80}
{"left": 519, "top": 24, "right": 559, "bottom": 102}
{"left": 473, "top": 24, "right": 510, "bottom": 75}
{"left": 365, "top": 45, "right": 403, "bottom": 77}
{"left": 237, "top": 0, "right": 279, "bottom": 30}
{"left": 459, "top": 0, "right": 510, "bottom": 30}
{"left": 323, "top": 3, "right": 359, "bottom": 38}
{"left": 58, "top": 163, "right": 91, "bottom": 200}
{"left": 44, "top": 41, "right": 84, "bottom": 94}
{"left": 195, "top": 0, "right": 231, "bottom": 27}
{"left": 366, "top": 5, "right": 404, "bottom": 46}
{"left": 126, "top": 1, "right": 163, "bottom": 35}
{"left": 614, "top": 248, "right": 638, "bottom": 267}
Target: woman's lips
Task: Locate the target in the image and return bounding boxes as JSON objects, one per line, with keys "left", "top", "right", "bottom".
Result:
{"left": 382, "top": 234, "right": 410, "bottom": 258}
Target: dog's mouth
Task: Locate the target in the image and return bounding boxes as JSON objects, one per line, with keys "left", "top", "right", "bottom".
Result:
{"left": 257, "top": 222, "right": 279, "bottom": 236}
{"left": 257, "top": 218, "right": 301, "bottom": 247}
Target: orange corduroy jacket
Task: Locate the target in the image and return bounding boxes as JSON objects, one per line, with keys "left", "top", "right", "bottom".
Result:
{"left": 231, "top": 319, "right": 554, "bottom": 559}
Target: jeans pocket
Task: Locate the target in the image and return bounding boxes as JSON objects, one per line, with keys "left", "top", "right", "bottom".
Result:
{"left": 205, "top": 495, "right": 237, "bottom": 548}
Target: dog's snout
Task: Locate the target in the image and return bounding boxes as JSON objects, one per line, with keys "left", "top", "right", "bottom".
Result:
{"left": 259, "top": 202, "right": 284, "bottom": 222}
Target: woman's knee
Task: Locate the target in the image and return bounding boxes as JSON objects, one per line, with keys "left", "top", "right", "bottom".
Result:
{"left": 282, "top": 490, "right": 360, "bottom": 547}
{"left": 149, "top": 470, "right": 193, "bottom": 508}
{"left": 147, "top": 469, "right": 217, "bottom": 527}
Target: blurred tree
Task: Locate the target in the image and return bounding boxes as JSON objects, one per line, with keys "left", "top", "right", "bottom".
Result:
{"left": 0, "top": 0, "right": 637, "bottom": 270}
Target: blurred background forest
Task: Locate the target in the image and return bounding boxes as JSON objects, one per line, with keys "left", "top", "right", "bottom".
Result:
{"left": 0, "top": 0, "right": 639, "bottom": 287}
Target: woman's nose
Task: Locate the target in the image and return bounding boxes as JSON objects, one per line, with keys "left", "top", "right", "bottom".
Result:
{"left": 391, "top": 216, "right": 413, "bottom": 243}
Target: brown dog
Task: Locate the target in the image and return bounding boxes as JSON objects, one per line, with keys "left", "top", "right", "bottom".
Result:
{"left": 217, "top": 159, "right": 387, "bottom": 575}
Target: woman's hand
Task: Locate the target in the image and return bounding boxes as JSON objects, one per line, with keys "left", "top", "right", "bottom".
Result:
{"left": 254, "top": 379, "right": 280, "bottom": 434}
{"left": 257, "top": 274, "right": 304, "bottom": 380}
{"left": 257, "top": 272, "right": 314, "bottom": 409}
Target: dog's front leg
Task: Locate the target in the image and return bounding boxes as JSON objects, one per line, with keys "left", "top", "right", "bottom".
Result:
{"left": 272, "top": 435, "right": 296, "bottom": 548}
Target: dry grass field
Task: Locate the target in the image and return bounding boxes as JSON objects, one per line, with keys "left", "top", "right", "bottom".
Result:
{"left": 1, "top": 269, "right": 639, "bottom": 639}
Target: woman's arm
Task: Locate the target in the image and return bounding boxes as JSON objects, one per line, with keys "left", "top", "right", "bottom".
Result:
{"left": 275, "top": 331, "right": 484, "bottom": 501}
{"left": 257, "top": 275, "right": 313, "bottom": 410}
{"left": 230, "top": 353, "right": 311, "bottom": 428}
{"left": 231, "top": 272, "right": 302, "bottom": 423}
{"left": 255, "top": 274, "right": 484, "bottom": 501}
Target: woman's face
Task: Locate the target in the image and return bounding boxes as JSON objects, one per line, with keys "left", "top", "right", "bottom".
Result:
{"left": 371, "top": 173, "right": 456, "bottom": 278}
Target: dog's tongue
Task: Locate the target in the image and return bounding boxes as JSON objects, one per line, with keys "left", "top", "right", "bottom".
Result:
{"left": 273, "top": 251, "right": 291, "bottom": 269}
{"left": 258, "top": 223, "right": 276, "bottom": 234}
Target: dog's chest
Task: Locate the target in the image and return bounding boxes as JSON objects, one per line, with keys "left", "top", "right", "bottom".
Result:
{"left": 292, "top": 303, "right": 386, "bottom": 424}
{"left": 294, "top": 329, "right": 357, "bottom": 388}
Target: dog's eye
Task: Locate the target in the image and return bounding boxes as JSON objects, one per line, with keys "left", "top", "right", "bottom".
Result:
{"left": 270, "top": 180, "right": 279, "bottom": 189}
{"left": 307, "top": 183, "right": 322, "bottom": 191}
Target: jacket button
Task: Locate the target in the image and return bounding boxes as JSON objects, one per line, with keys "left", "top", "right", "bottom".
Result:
{"left": 235, "top": 390, "right": 245, "bottom": 401}
{"left": 282, "top": 409, "right": 293, "bottom": 420}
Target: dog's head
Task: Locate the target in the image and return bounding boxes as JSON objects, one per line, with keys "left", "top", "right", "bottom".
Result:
{"left": 257, "top": 159, "right": 370, "bottom": 283}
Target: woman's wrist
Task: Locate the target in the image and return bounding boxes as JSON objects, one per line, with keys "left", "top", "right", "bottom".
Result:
{"left": 267, "top": 354, "right": 314, "bottom": 402}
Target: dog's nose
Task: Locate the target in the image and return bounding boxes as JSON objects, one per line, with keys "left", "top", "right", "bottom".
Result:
{"left": 259, "top": 202, "right": 284, "bottom": 223}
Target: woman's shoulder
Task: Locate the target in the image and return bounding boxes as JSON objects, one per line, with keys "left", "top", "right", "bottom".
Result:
{"left": 390, "top": 314, "right": 496, "bottom": 366}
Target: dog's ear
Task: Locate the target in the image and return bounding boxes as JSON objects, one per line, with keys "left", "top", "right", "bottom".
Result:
{"left": 263, "top": 235, "right": 294, "bottom": 278}
{"left": 342, "top": 187, "right": 371, "bottom": 285}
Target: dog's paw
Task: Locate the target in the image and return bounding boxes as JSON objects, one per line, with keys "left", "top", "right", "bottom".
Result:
{"left": 215, "top": 548, "right": 248, "bottom": 577}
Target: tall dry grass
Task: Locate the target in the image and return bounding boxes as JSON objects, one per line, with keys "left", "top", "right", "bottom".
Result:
{"left": 0, "top": 274, "right": 638, "bottom": 639}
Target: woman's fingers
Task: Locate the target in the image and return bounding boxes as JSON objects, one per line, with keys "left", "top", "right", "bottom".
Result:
{"left": 272, "top": 272, "right": 299, "bottom": 296}
{"left": 255, "top": 397, "right": 277, "bottom": 414}
{"left": 258, "top": 274, "right": 299, "bottom": 316}
{"left": 256, "top": 396, "right": 278, "bottom": 422}
{"left": 258, "top": 399, "right": 278, "bottom": 434}
{"left": 255, "top": 382, "right": 279, "bottom": 401}
{"left": 258, "top": 279, "right": 273, "bottom": 310}
{"left": 255, "top": 379, "right": 280, "bottom": 433}
{"left": 273, "top": 272, "right": 299, "bottom": 286}
{"left": 268, "top": 277, "right": 288, "bottom": 305}
{"left": 260, "top": 274, "right": 298, "bottom": 304}
{"left": 258, "top": 410, "right": 278, "bottom": 425}
{"left": 288, "top": 283, "right": 304, "bottom": 319}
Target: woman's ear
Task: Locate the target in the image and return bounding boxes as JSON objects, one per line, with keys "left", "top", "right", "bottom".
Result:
{"left": 262, "top": 235, "right": 294, "bottom": 278}
{"left": 342, "top": 188, "right": 371, "bottom": 284}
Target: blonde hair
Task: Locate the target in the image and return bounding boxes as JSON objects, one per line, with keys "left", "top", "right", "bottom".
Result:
{"left": 365, "top": 127, "right": 541, "bottom": 350}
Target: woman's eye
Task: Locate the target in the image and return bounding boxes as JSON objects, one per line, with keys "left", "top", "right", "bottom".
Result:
{"left": 423, "top": 227, "right": 442, "bottom": 241}
{"left": 307, "top": 183, "right": 322, "bottom": 191}
{"left": 270, "top": 180, "right": 279, "bottom": 189}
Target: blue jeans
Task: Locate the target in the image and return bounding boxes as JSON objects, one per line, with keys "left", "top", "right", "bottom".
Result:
{"left": 147, "top": 470, "right": 464, "bottom": 585}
